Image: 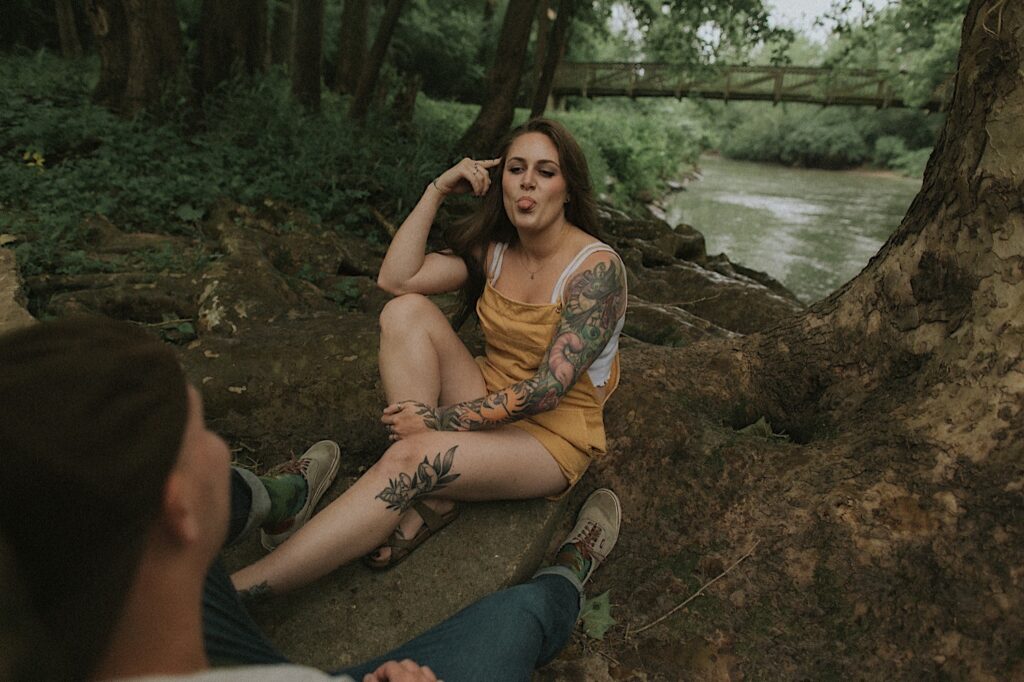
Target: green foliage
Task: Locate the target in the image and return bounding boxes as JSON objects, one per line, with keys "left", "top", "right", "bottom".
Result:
{"left": 782, "top": 115, "right": 868, "bottom": 169}
{"left": 702, "top": 1, "right": 962, "bottom": 174}
{"left": 0, "top": 47, "right": 713, "bottom": 278}
{"left": 872, "top": 135, "right": 907, "bottom": 167}
{"left": 568, "top": 2, "right": 638, "bottom": 61}
{"left": 419, "top": 97, "right": 710, "bottom": 207}
{"left": 134, "top": 244, "right": 190, "bottom": 273}
{"left": 553, "top": 100, "right": 710, "bottom": 203}
{"left": 719, "top": 104, "right": 865, "bottom": 169}
{"left": 0, "top": 54, "right": 474, "bottom": 276}
{"left": 572, "top": 0, "right": 787, "bottom": 66}
{"left": 888, "top": 146, "right": 933, "bottom": 178}
{"left": 393, "top": 0, "right": 487, "bottom": 101}
{"left": 155, "top": 315, "right": 198, "bottom": 345}
{"left": 326, "top": 278, "right": 365, "bottom": 309}
{"left": 714, "top": 99, "right": 941, "bottom": 175}
{"left": 564, "top": 1, "right": 956, "bottom": 178}
{"left": 824, "top": 0, "right": 967, "bottom": 108}
{"left": 0, "top": 1, "right": 65, "bottom": 51}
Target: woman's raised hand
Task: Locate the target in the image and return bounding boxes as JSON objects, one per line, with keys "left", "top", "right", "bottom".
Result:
{"left": 432, "top": 157, "right": 501, "bottom": 198}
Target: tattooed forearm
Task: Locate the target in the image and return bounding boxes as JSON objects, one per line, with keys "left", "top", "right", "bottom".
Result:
{"left": 435, "top": 257, "right": 625, "bottom": 432}
{"left": 376, "top": 446, "right": 461, "bottom": 512}
{"left": 435, "top": 381, "right": 530, "bottom": 431}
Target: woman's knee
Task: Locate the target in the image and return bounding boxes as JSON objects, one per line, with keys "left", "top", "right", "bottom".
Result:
{"left": 379, "top": 293, "right": 442, "bottom": 335}
{"left": 374, "top": 437, "right": 438, "bottom": 478}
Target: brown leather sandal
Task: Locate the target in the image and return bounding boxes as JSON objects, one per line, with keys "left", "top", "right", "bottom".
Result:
{"left": 363, "top": 500, "right": 460, "bottom": 570}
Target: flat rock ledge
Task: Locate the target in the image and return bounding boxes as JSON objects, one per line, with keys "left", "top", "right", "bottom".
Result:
{"left": 222, "top": 494, "right": 570, "bottom": 669}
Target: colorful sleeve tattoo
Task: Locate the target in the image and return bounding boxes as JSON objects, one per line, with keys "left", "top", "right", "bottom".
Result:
{"left": 433, "top": 255, "right": 626, "bottom": 431}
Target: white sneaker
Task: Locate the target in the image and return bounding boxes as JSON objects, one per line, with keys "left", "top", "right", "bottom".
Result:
{"left": 260, "top": 440, "right": 341, "bottom": 551}
{"left": 558, "top": 488, "right": 621, "bottom": 585}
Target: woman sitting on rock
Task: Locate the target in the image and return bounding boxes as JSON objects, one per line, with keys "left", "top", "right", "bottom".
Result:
{"left": 231, "top": 117, "right": 627, "bottom": 594}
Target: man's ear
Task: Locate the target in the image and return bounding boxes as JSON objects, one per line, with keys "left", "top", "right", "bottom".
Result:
{"left": 160, "top": 471, "right": 201, "bottom": 545}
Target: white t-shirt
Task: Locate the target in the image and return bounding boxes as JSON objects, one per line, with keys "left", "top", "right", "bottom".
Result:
{"left": 119, "top": 665, "right": 353, "bottom": 681}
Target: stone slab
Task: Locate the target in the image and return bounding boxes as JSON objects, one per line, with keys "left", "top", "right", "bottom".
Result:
{"left": 222, "top": 494, "right": 568, "bottom": 670}
{"left": 0, "top": 249, "right": 34, "bottom": 333}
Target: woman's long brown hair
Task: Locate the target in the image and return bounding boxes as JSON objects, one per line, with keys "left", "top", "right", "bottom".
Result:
{"left": 446, "top": 118, "right": 602, "bottom": 327}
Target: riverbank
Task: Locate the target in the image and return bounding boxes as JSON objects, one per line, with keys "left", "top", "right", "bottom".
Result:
{"left": 661, "top": 154, "right": 922, "bottom": 303}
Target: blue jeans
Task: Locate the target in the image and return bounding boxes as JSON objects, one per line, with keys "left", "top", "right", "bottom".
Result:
{"left": 202, "top": 469, "right": 582, "bottom": 681}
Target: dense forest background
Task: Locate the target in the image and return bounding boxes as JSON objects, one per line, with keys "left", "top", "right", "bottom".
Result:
{"left": 2, "top": 0, "right": 962, "bottom": 283}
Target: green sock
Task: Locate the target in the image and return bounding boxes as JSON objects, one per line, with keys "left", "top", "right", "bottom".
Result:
{"left": 553, "top": 541, "right": 593, "bottom": 584}
{"left": 260, "top": 474, "right": 307, "bottom": 528}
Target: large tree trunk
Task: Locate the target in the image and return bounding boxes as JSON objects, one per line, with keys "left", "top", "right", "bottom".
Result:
{"left": 572, "top": 1, "right": 1024, "bottom": 677}
{"left": 483, "top": 0, "right": 497, "bottom": 22}
{"left": 85, "top": 0, "right": 185, "bottom": 117}
{"left": 478, "top": 0, "right": 500, "bottom": 64}
{"left": 55, "top": 0, "right": 83, "bottom": 58}
{"left": 530, "top": 0, "right": 573, "bottom": 119}
{"left": 750, "top": 0, "right": 1023, "bottom": 453}
{"left": 531, "top": 0, "right": 551, "bottom": 88}
{"left": 291, "top": 0, "right": 324, "bottom": 111}
{"left": 269, "top": 0, "right": 293, "bottom": 66}
{"left": 197, "top": 0, "right": 267, "bottom": 96}
{"left": 335, "top": 0, "right": 368, "bottom": 94}
{"left": 457, "top": 0, "right": 540, "bottom": 156}
{"left": 348, "top": 0, "right": 407, "bottom": 122}
{"left": 391, "top": 70, "right": 422, "bottom": 124}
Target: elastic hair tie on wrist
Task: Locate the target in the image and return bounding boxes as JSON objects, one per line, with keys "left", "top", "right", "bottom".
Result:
{"left": 432, "top": 179, "right": 444, "bottom": 194}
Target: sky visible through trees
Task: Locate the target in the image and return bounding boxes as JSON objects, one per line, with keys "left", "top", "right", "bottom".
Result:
{"left": 768, "top": 0, "right": 885, "bottom": 39}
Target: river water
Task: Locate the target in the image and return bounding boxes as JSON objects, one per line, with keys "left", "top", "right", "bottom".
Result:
{"left": 663, "top": 155, "right": 923, "bottom": 303}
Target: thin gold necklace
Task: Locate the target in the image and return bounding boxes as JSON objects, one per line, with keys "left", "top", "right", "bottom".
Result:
{"left": 521, "top": 250, "right": 546, "bottom": 280}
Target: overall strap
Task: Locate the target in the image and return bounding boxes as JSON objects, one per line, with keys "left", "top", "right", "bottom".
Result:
{"left": 550, "top": 243, "right": 619, "bottom": 304}
{"left": 488, "top": 242, "right": 509, "bottom": 283}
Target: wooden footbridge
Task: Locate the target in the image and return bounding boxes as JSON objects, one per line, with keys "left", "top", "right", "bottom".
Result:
{"left": 552, "top": 63, "right": 950, "bottom": 111}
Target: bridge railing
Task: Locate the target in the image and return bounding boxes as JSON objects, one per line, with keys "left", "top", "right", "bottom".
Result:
{"left": 552, "top": 62, "right": 949, "bottom": 110}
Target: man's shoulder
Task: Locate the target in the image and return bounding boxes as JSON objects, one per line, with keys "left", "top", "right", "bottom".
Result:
{"left": 118, "top": 664, "right": 353, "bottom": 682}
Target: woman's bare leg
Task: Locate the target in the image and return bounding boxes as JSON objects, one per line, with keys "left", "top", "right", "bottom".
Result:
{"left": 374, "top": 293, "right": 487, "bottom": 558}
{"left": 378, "top": 293, "right": 486, "bottom": 406}
{"left": 230, "top": 428, "right": 567, "bottom": 595}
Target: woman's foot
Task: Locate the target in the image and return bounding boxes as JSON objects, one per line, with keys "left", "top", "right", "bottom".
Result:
{"left": 366, "top": 497, "right": 458, "bottom": 566}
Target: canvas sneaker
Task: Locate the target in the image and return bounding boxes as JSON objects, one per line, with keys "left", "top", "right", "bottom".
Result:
{"left": 260, "top": 439, "right": 341, "bottom": 551}
{"left": 559, "top": 488, "right": 621, "bottom": 586}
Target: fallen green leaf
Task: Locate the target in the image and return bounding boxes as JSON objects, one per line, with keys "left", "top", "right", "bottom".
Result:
{"left": 737, "top": 416, "right": 790, "bottom": 441}
{"left": 580, "top": 590, "right": 616, "bottom": 639}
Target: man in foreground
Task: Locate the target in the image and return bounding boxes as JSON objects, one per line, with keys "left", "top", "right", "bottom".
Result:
{"left": 0, "top": 318, "right": 621, "bottom": 681}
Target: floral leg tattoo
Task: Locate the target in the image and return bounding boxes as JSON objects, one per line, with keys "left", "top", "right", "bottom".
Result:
{"left": 375, "top": 445, "right": 460, "bottom": 513}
